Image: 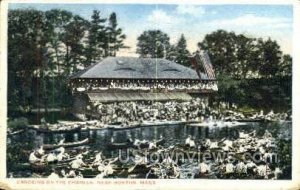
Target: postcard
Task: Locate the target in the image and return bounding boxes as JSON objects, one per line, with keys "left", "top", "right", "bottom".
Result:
{"left": 0, "top": 0, "right": 299, "bottom": 189}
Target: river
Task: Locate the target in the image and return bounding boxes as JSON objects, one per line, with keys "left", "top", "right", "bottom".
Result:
{"left": 7, "top": 121, "right": 292, "bottom": 179}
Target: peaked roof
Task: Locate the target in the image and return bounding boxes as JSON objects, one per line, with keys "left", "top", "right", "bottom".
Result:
{"left": 71, "top": 57, "right": 210, "bottom": 80}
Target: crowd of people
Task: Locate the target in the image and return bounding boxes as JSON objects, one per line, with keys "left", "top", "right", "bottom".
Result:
{"left": 88, "top": 98, "right": 211, "bottom": 125}
{"left": 86, "top": 98, "right": 291, "bottom": 126}
{"left": 73, "top": 81, "right": 218, "bottom": 92}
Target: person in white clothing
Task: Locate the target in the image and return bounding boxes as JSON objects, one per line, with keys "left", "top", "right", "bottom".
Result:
{"left": 273, "top": 167, "right": 282, "bottom": 179}
{"left": 204, "top": 139, "right": 211, "bottom": 147}
{"left": 93, "top": 152, "right": 103, "bottom": 165}
{"left": 188, "top": 137, "right": 196, "bottom": 148}
{"left": 29, "top": 151, "right": 41, "bottom": 164}
{"left": 48, "top": 171, "right": 59, "bottom": 179}
{"left": 95, "top": 171, "right": 106, "bottom": 178}
{"left": 185, "top": 135, "right": 191, "bottom": 146}
{"left": 46, "top": 152, "right": 57, "bottom": 163}
{"left": 199, "top": 161, "right": 210, "bottom": 174}
{"left": 55, "top": 147, "right": 65, "bottom": 154}
{"left": 134, "top": 139, "right": 141, "bottom": 146}
{"left": 70, "top": 156, "right": 86, "bottom": 169}
{"left": 149, "top": 142, "right": 156, "bottom": 150}
{"left": 58, "top": 138, "right": 65, "bottom": 145}
{"left": 209, "top": 141, "right": 219, "bottom": 149}
{"left": 68, "top": 170, "right": 77, "bottom": 178}
{"left": 37, "top": 146, "right": 45, "bottom": 156}
{"left": 236, "top": 161, "right": 247, "bottom": 174}
{"left": 225, "top": 162, "right": 235, "bottom": 174}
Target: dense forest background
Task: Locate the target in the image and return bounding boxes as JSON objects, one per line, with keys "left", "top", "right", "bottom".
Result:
{"left": 8, "top": 9, "right": 292, "bottom": 120}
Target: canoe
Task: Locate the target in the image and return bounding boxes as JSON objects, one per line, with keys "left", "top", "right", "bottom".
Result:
{"left": 106, "top": 120, "right": 185, "bottom": 131}
{"left": 43, "top": 138, "right": 89, "bottom": 150}
{"left": 33, "top": 126, "right": 81, "bottom": 134}
{"left": 140, "top": 120, "right": 183, "bottom": 127}
{"left": 107, "top": 138, "right": 165, "bottom": 150}
{"left": 106, "top": 142, "right": 134, "bottom": 149}
{"left": 30, "top": 162, "right": 49, "bottom": 173}
{"left": 108, "top": 124, "right": 139, "bottom": 131}
{"left": 235, "top": 119, "right": 264, "bottom": 122}
{"left": 139, "top": 138, "right": 165, "bottom": 149}
{"left": 30, "top": 160, "right": 74, "bottom": 173}
{"left": 7, "top": 129, "right": 25, "bottom": 136}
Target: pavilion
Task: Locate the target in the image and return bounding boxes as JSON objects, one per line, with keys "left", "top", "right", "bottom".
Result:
{"left": 69, "top": 52, "right": 217, "bottom": 117}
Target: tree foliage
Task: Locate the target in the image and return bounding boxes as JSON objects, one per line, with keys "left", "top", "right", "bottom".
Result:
{"left": 136, "top": 30, "right": 171, "bottom": 58}
{"left": 106, "top": 12, "right": 127, "bottom": 57}
{"left": 168, "top": 34, "right": 190, "bottom": 67}
{"left": 85, "top": 10, "right": 106, "bottom": 65}
{"left": 198, "top": 30, "right": 292, "bottom": 110}
{"left": 8, "top": 9, "right": 127, "bottom": 116}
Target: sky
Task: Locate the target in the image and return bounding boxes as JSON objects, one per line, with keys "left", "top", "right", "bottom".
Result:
{"left": 9, "top": 3, "right": 293, "bottom": 57}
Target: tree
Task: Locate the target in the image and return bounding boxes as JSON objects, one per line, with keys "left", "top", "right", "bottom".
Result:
{"left": 85, "top": 10, "right": 106, "bottom": 66}
{"left": 198, "top": 30, "right": 238, "bottom": 77}
{"left": 256, "top": 38, "right": 282, "bottom": 78}
{"left": 8, "top": 9, "right": 48, "bottom": 111}
{"left": 197, "top": 29, "right": 291, "bottom": 110}
{"left": 173, "top": 34, "right": 190, "bottom": 67}
{"left": 165, "top": 45, "right": 177, "bottom": 62}
{"left": 136, "top": 30, "right": 170, "bottom": 58}
{"left": 278, "top": 54, "right": 292, "bottom": 77}
{"left": 234, "top": 34, "right": 256, "bottom": 78}
{"left": 44, "top": 10, "right": 74, "bottom": 108}
{"left": 216, "top": 73, "right": 245, "bottom": 106}
{"left": 8, "top": 9, "right": 88, "bottom": 115}
{"left": 63, "top": 15, "right": 89, "bottom": 73}
{"left": 44, "top": 9, "right": 73, "bottom": 76}
{"left": 106, "top": 12, "right": 127, "bottom": 56}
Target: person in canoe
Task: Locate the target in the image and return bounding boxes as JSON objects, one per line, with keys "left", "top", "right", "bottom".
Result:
{"left": 95, "top": 171, "right": 106, "bottom": 178}
{"left": 66, "top": 170, "right": 77, "bottom": 178}
{"left": 224, "top": 160, "right": 235, "bottom": 178}
{"left": 273, "top": 167, "right": 283, "bottom": 179}
{"left": 36, "top": 145, "right": 45, "bottom": 157}
{"left": 55, "top": 147, "right": 70, "bottom": 162}
{"left": 221, "top": 139, "right": 234, "bottom": 152}
{"left": 46, "top": 151, "right": 57, "bottom": 163}
{"left": 185, "top": 135, "right": 192, "bottom": 146}
{"left": 29, "top": 150, "right": 42, "bottom": 164}
{"left": 48, "top": 169, "right": 60, "bottom": 179}
{"left": 149, "top": 141, "right": 157, "bottom": 150}
{"left": 204, "top": 138, "right": 212, "bottom": 149}
{"left": 54, "top": 146, "right": 65, "bottom": 154}
{"left": 133, "top": 138, "right": 146, "bottom": 149}
{"left": 93, "top": 151, "right": 104, "bottom": 166}
{"left": 70, "top": 154, "right": 86, "bottom": 169}
{"left": 236, "top": 160, "right": 247, "bottom": 178}
{"left": 58, "top": 138, "right": 65, "bottom": 145}
{"left": 189, "top": 137, "right": 196, "bottom": 148}
{"left": 198, "top": 160, "right": 211, "bottom": 178}
{"left": 98, "top": 157, "right": 119, "bottom": 176}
